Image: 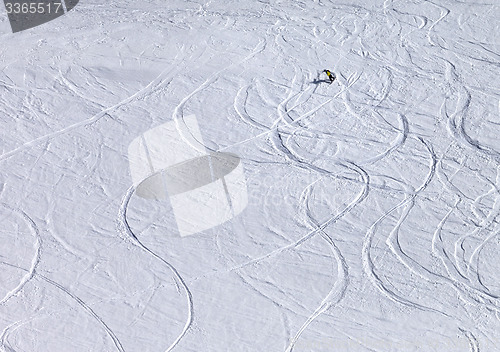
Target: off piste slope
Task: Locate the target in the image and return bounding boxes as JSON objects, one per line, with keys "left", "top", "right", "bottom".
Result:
{"left": 0, "top": 0, "right": 499, "bottom": 351}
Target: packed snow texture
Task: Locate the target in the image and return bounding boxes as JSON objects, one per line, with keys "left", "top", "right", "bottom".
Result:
{"left": 1, "top": 0, "right": 499, "bottom": 351}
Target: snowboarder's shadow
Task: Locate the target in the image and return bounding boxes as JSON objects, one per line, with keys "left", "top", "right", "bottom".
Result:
{"left": 310, "top": 79, "right": 331, "bottom": 85}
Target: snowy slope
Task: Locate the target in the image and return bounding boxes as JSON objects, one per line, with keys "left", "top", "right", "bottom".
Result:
{"left": 1, "top": 0, "right": 499, "bottom": 351}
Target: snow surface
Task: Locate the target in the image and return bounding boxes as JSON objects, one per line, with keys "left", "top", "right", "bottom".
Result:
{"left": 1, "top": 0, "right": 499, "bottom": 351}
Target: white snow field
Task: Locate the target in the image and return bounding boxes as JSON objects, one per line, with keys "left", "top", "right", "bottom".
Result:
{"left": 1, "top": 0, "right": 499, "bottom": 351}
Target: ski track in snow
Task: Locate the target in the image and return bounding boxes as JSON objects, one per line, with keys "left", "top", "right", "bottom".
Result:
{"left": 1, "top": 0, "right": 499, "bottom": 350}
{"left": 119, "top": 186, "right": 194, "bottom": 352}
{"left": 0, "top": 205, "right": 41, "bottom": 307}
{"left": 0, "top": 46, "right": 191, "bottom": 163}
{"left": 0, "top": 261, "right": 125, "bottom": 352}
{"left": 361, "top": 137, "right": 449, "bottom": 315}
{"left": 284, "top": 183, "right": 350, "bottom": 352}
{"left": 460, "top": 328, "right": 480, "bottom": 352}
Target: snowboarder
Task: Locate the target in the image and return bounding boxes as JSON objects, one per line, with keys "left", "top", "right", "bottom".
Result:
{"left": 323, "top": 69, "right": 335, "bottom": 84}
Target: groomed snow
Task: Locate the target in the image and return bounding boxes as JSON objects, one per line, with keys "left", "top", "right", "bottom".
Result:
{"left": 1, "top": 0, "right": 499, "bottom": 351}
